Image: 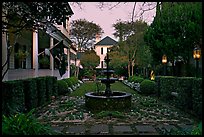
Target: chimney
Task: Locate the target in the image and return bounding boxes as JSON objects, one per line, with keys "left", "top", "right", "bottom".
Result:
{"left": 95, "top": 33, "right": 101, "bottom": 44}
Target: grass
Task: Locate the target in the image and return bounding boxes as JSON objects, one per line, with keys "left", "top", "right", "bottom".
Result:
{"left": 69, "top": 81, "right": 137, "bottom": 97}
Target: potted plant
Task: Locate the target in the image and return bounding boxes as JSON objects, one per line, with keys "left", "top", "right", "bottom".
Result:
{"left": 39, "top": 56, "right": 50, "bottom": 69}
{"left": 15, "top": 49, "right": 29, "bottom": 68}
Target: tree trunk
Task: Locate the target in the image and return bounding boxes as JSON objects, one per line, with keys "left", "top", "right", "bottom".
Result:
{"left": 128, "top": 61, "right": 131, "bottom": 78}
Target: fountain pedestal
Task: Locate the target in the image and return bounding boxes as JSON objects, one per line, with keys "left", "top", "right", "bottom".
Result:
{"left": 85, "top": 48, "right": 132, "bottom": 111}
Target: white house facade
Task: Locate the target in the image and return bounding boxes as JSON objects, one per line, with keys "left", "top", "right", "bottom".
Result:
{"left": 2, "top": 3, "right": 79, "bottom": 81}
{"left": 94, "top": 36, "right": 118, "bottom": 69}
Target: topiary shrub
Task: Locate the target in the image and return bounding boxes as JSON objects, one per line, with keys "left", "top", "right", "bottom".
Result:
{"left": 57, "top": 80, "right": 69, "bottom": 95}
{"left": 132, "top": 76, "right": 144, "bottom": 83}
{"left": 140, "top": 79, "right": 156, "bottom": 95}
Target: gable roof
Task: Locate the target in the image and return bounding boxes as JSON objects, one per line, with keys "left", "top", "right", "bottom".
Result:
{"left": 95, "top": 36, "right": 118, "bottom": 46}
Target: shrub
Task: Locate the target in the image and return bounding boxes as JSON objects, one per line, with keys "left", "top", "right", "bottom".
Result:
{"left": 2, "top": 80, "right": 25, "bottom": 116}
{"left": 128, "top": 76, "right": 134, "bottom": 82}
{"left": 140, "top": 79, "right": 156, "bottom": 95}
{"left": 57, "top": 80, "right": 69, "bottom": 95}
{"left": 63, "top": 78, "right": 73, "bottom": 87}
{"left": 2, "top": 109, "right": 57, "bottom": 135}
{"left": 132, "top": 76, "right": 144, "bottom": 83}
{"left": 35, "top": 77, "right": 46, "bottom": 107}
{"left": 22, "top": 78, "right": 38, "bottom": 112}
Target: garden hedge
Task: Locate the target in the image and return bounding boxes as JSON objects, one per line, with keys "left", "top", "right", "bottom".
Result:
{"left": 2, "top": 76, "right": 58, "bottom": 115}
{"left": 155, "top": 76, "right": 202, "bottom": 119}
{"left": 2, "top": 80, "right": 25, "bottom": 116}
{"left": 140, "top": 79, "right": 156, "bottom": 95}
{"left": 22, "top": 78, "right": 38, "bottom": 112}
{"left": 57, "top": 80, "right": 69, "bottom": 95}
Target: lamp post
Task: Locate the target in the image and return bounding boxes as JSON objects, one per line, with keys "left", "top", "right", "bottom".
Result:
{"left": 162, "top": 54, "right": 167, "bottom": 76}
{"left": 193, "top": 47, "right": 201, "bottom": 77}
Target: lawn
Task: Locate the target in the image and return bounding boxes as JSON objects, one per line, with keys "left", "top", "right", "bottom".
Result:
{"left": 69, "top": 81, "right": 137, "bottom": 97}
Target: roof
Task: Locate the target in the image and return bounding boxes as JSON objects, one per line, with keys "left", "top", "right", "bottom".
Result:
{"left": 95, "top": 36, "right": 118, "bottom": 46}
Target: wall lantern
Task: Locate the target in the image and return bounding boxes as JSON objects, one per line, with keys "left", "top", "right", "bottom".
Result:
{"left": 162, "top": 54, "right": 167, "bottom": 64}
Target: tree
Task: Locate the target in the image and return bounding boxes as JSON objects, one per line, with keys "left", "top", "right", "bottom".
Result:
{"left": 80, "top": 50, "right": 100, "bottom": 78}
{"left": 70, "top": 19, "right": 104, "bottom": 50}
{"left": 108, "top": 47, "right": 128, "bottom": 76}
{"left": 2, "top": 2, "right": 74, "bottom": 80}
{"left": 144, "top": 2, "right": 202, "bottom": 76}
{"left": 113, "top": 20, "right": 150, "bottom": 77}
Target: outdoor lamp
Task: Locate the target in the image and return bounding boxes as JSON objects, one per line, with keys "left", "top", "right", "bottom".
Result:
{"left": 162, "top": 54, "right": 167, "bottom": 76}
{"left": 193, "top": 47, "right": 201, "bottom": 77}
{"left": 162, "top": 54, "right": 167, "bottom": 64}
{"left": 193, "top": 47, "right": 201, "bottom": 60}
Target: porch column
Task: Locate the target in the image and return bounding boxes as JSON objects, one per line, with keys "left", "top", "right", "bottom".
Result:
{"left": 33, "top": 29, "right": 38, "bottom": 77}
{"left": 2, "top": 8, "right": 8, "bottom": 81}
{"left": 67, "top": 48, "right": 70, "bottom": 78}
{"left": 2, "top": 32, "right": 8, "bottom": 81}
{"left": 50, "top": 37, "right": 54, "bottom": 76}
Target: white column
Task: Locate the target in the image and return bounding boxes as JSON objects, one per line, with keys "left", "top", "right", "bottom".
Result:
{"left": 67, "top": 48, "right": 70, "bottom": 78}
{"left": 33, "top": 30, "right": 38, "bottom": 77}
{"left": 50, "top": 37, "right": 54, "bottom": 76}
{"left": 2, "top": 32, "right": 8, "bottom": 81}
{"left": 2, "top": 8, "right": 8, "bottom": 81}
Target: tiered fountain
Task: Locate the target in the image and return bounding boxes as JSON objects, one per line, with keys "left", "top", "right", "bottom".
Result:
{"left": 85, "top": 49, "right": 132, "bottom": 111}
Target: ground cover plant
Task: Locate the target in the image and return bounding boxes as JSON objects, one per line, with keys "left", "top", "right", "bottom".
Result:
{"left": 32, "top": 81, "right": 200, "bottom": 135}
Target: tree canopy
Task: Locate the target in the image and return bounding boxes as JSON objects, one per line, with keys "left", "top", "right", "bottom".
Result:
{"left": 80, "top": 50, "right": 100, "bottom": 69}
{"left": 112, "top": 20, "right": 151, "bottom": 77}
{"left": 70, "top": 19, "right": 104, "bottom": 50}
{"left": 144, "top": 2, "right": 202, "bottom": 66}
{"left": 2, "top": 2, "right": 74, "bottom": 33}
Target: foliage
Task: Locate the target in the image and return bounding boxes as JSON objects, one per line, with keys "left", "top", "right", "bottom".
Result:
{"left": 39, "top": 55, "right": 50, "bottom": 65}
{"left": 2, "top": 109, "right": 56, "bottom": 135}
{"left": 80, "top": 50, "right": 100, "bottom": 69}
{"left": 157, "top": 76, "right": 202, "bottom": 119}
{"left": 191, "top": 122, "right": 202, "bottom": 135}
{"left": 113, "top": 19, "right": 152, "bottom": 77}
{"left": 128, "top": 75, "right": 144, "bottom": 83}
{"left": 2, "top": 2, "right": 73, "bottom": 34}
{"left": 70, "top": 19, "right": 104, "bottom": 50}
{"left": 95, "top": 111, "right": 125, "bottom": 119}
{"left": 80, "top": 50, "right": 100, "bottom": 78}
{"left": 57, "top": 80, "right": 69, "bottom": 95}
{"left": 109, "top": 49, "right": 128, "bottom": 76}
{"left": 15, "top": 49, "right": 29, "bottom": 61}
{"left": 144, "top": 2, "right": 202, "bottom": 72}
{"left": 140, "top": 79, "right": 156, "bottom": 95}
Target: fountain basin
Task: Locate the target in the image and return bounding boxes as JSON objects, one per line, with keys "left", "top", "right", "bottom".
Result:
{"left": 85, "top": 91, "right": 132, "bottom": 111}
{"left": 100, "top": 78, "right": 118, "bottom": 84}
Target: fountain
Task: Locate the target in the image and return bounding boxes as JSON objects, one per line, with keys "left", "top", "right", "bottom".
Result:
{"left": 85, "top": 49, "right": 132, "bottom": 111}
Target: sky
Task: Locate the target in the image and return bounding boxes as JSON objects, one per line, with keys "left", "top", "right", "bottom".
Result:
{"left": 70, "top": 2, "right": 156, "bottom": 41}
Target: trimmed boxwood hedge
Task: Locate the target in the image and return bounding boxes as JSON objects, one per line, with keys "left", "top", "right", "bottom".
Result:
{"left": 35, "top": 77, "right": 46, "bottom": 107}
{"left": 156, "top": 76, "right": 202, "bottom": 119}
{"left": 140, "top": 79, "right": 156, "bottom": 95}
{"left": 22, "top": 78, "right": 38, "bottom": 112}
{"left": 2, "top": 80, "right": 25, "bottom": 116}
{"left": 2, "top": 76, "right": 58, "bottom": 115}
{"left": 57, "top": 80, "right": 69, "bottom": 95}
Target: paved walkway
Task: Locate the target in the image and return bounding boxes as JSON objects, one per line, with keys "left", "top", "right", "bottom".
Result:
{"left": 51, "top": 122, "right": 193, "bottom": 135}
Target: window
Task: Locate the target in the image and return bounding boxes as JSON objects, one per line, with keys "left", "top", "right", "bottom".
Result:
{"left": 101, "top": 61, "right": 103, "bottom": 68}
{"left": 101, "top": 47, "right": 103, "bottom": 54}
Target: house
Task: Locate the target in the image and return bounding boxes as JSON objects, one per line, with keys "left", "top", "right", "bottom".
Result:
{"left": 94, "top": 36, "right": 118, "bottom": 69}
{"left": 2, "top": 3, "right": 78, "bottom": 81}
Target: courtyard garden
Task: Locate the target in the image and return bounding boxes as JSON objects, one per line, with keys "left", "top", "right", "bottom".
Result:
{"left": 2, "top": 76, "right": 202, "bottom": 135}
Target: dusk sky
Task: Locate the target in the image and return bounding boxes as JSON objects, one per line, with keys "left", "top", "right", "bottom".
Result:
{"left": 70, "top": 2, "right": 156, "bottom": 41}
